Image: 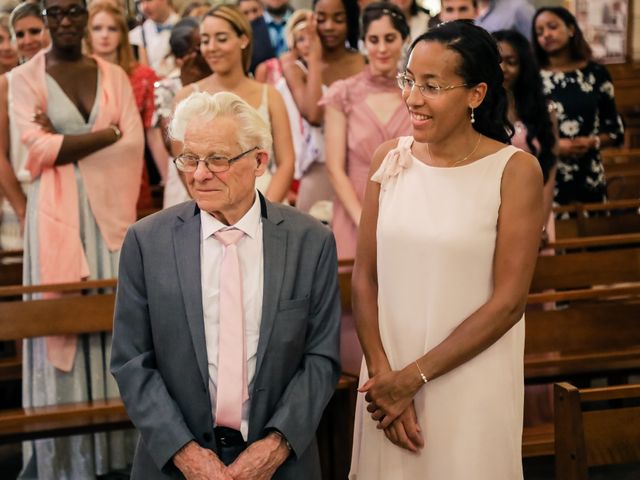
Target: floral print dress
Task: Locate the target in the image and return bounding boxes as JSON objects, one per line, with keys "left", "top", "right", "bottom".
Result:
{"left": 541, "top": 62, "right": 624, "bottom": 205}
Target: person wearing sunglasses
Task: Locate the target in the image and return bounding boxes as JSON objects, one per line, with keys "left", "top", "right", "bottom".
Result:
{"left": 10, "top": 0, "right": 144, "bottom": 477}
{"left": 0, "top": 3, "right": 49, "bottom": 251}
{"left": 350, "top": 21, "right": 543, "bottom": 479}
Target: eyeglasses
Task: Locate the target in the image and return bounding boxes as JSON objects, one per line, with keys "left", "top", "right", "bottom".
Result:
{"left": 42, "top": 6, "right": 87, "bottom": 23}
{"left": 174, "top": 147, "right": 259, "bottom": 173}
{"left": 396, "top": 73, "right": 468, "bottom": 98}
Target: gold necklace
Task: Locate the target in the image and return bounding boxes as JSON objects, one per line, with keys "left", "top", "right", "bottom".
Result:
{"left": 427, "top": 134, "right": 482, "bottom": 168}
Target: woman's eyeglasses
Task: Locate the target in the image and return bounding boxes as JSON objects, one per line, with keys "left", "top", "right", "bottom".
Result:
{"left": 396, "top": 73, "right": 468, "bottom": 98}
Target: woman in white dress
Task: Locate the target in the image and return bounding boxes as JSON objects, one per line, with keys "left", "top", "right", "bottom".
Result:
{"left": 350, "top": 20, "right": 544, "bottom": 479}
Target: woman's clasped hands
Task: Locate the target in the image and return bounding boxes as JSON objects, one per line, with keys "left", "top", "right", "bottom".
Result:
{"left": 359, "top": 366, "right": 425, "bottom": 453}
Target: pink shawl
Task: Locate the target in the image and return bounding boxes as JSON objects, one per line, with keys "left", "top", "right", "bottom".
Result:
{"left": 11, "top": 52, "right": 144, "bottom": 371}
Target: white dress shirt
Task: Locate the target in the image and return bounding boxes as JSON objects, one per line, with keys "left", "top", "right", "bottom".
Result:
{"left": 128, "top": 12, "right": 179, "bottom": 77}
{"left": 200, "top": 193, "right": 264, "bottom": 439}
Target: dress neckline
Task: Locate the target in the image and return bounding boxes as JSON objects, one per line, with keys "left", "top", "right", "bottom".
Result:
{"left": 408, "top": 138, "right": 514, "bottom": 171}
{"left": 45, "top": 72, "right": 100, "bottom": 125}
{"left": 361, "top": 65, "right": 399, "bottom": 90}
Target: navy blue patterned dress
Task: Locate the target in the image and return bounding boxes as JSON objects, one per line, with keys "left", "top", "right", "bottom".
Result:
{"left": 541, "top": 62, "right": 624, "bottom": 205}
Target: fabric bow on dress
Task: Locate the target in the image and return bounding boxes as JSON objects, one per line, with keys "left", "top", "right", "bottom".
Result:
{"left": 370, "top": 136, "right": 414, "bottom": 189}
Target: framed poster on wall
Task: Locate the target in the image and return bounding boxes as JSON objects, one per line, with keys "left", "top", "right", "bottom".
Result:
{"left": 574, "top": 0, "right": 629, "bottom": 63}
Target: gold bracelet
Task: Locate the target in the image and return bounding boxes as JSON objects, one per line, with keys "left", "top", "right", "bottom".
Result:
{"left": 415, "top": 361, "right": 428, "bottom": 385}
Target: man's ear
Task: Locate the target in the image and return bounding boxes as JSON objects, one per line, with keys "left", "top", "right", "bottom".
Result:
{"left": 254, "top": 151, "right": 268, "bottom": 176}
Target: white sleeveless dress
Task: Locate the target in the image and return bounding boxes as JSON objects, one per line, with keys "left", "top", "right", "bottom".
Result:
{"left": 349, "top": 136, "right": 525, "bottom": 480}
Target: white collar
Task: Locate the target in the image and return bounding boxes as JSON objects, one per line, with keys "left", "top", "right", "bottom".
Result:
{"left": 201, "top": 191, "right": 261, "bottom": 241}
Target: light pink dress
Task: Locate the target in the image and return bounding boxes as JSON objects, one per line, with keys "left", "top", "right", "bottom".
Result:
{"left": 321, "top": 67, "right": 410, "bottom": 259}
{"left": 349, "top": 138, "right": 525, "bottom": 479}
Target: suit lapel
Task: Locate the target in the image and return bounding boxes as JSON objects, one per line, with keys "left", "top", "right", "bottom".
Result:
{"left": 254, "top": 195, "right": 286, "bottom": 381}
{"left": 173, "top": 204, "right": 209, "bottom": 387}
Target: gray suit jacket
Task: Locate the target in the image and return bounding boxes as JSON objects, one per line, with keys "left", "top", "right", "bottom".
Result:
{"left": 111, "top": 194, "right": 341, "bottom": 479}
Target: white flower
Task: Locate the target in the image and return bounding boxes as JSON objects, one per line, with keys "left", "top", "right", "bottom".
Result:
{"left": 576, "top": 72, "right": 594, "bottom": 93}
{"left": 560, "top": 120, "right": 580, "bottom": 137}
{"left": 542, "top": 77, "right": 554, "bottom": 95}
{"left": 600, "top": 81, "right": 615, "bottom": 98}
{"left": 550, "top": 101, "right": 564, "bottom": 119}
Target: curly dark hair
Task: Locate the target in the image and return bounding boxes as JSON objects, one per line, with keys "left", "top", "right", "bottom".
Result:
{"left": 409, "top": 20, "right": 512, "bottom": 144}
{"left": 532, "top": 7, "right": 592, "bottom": 68}
{"left": 493, "top": 29, "right": 556, "bottom": 182}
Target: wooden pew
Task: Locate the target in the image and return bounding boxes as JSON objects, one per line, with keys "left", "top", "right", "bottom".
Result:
{"left": 554, "top": 199, "right": 640, "bottom": 239}
{"left": 525, "top": 295, "right": 640, "bottom": 382}
{"left": 334, "top": 258, "right": 640, "bottom": 459}
{"left": 602, "top": 147, "right": 640, "bottom": 199}
{"left": 0, "top": 279, "right": 130, "bottom": 444}
{"left": 530, "top": 246, "right": 640, "bottom": 293}
{"left": 609, "top": 63, "right": 640, "bottom": 148}
{"left": 554, "top": 382, "right": 640, "bottom": 480}
{"left": 0, "top": 274, "right": 360, "bottom": 480}
{"left": 547, "top": 232, "right": 640, "bottom": 251}
{"left": 0, "top": 249, "right": 22, "bottom": 287}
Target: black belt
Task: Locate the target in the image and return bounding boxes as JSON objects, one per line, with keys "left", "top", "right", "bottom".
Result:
{"left": 214, "top": 427, "right": 246, "bottom": 448}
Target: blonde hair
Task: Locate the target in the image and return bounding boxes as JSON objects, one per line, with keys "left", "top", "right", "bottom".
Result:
{"left": 86, "top": 1, "right": 136, "bottom": 75}
{"left": 285, "top": 9, "right": 311, "bottom": 50}
{"left": 204, "top": 4, "right": 252, "bottom": 74}
{"left": 170, "top": 91, "right": 273, "bottom": 155}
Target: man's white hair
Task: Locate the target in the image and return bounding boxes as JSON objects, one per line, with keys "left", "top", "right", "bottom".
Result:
{"left": 169, "top": 91, "right": 273, "bottom": 154}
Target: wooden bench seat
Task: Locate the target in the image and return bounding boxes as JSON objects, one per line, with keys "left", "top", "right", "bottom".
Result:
{"left": 0, "top": 399, "right": 130, "bottom": 445}
{"left": 522, "top": 423, "right": 554, "bottom": 458}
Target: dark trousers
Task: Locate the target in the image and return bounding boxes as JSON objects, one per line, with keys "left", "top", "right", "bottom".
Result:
{"left": 214, "top": 427, "right": 247, "bottom": 466}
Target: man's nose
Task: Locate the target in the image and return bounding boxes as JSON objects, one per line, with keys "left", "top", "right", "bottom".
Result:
{"left": 192, "top": 161, "right": 213, "bottom": 181}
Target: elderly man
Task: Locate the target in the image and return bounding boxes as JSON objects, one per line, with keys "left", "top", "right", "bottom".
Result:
{"left": 111, "top": 92, "right": 341, "bottom": 479}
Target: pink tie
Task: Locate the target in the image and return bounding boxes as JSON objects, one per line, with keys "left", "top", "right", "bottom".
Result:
{"left": 214, "top": 228, "right": 248, "bottom": 431}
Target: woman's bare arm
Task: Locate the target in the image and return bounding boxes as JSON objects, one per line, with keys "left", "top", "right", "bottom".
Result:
{"left": 324, "top": 106, "right": 362, "bottom": 226}
{"left": 363, "top": 150, "right": 544, "bottom": 428}
{"left": 264, "top": 86, "right": 295, "bottom": 202}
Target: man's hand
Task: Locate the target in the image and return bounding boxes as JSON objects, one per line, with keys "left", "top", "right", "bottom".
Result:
{"left": 227, "top": 432, "right": 290, "bottom": 480}
{"left": 173, "top": 441, "right": 233, "bottom": 480}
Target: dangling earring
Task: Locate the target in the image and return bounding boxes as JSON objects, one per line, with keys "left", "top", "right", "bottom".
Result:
{"left": 470, "top": 107, "right": 475, "bottom": 124}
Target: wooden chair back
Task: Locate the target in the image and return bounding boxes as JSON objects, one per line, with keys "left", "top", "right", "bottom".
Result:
{"left": 554, "top": 382, "right": 640, "bottom": 480}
